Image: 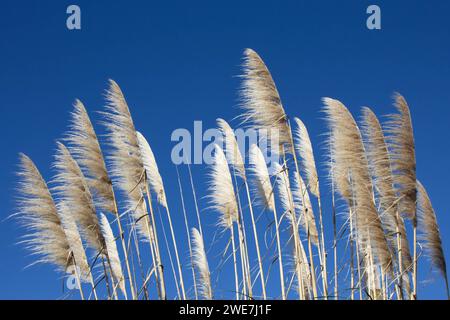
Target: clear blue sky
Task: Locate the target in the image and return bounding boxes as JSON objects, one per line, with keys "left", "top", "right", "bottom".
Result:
{"left": 0, "top": 0, "right": 449, "bottom": 299}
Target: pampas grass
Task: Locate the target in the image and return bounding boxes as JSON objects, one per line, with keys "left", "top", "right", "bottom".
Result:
{"left": 15, "top": 154, "right": 87, "bottom": 299}
{"left": 208, "top": 144, "right": 240, "bottom": 299}
{"left": 240, "top": 49, "right": 291, "bottom": 148}
{"left": 12, "top": 50, "right": 448, "bottom": 301}
{"left": 66, "top": 99, "right": 136, "bottom": 299}
{"left": 217, "top": 118, "right": 267, "bottom": 299}
{"left": 362, "top": 106, "right": 412, "bottom": 298}
{"left": 291, "top": 173, "right": 319, "bottom": 246}
{"left": 137, "top": 132, "right": 167, "bottom": 208}
{"left": 102, "top": 80, "right": 167, "bottom": 300}
{"left": 385, "top": 94, "right": 418, "bottom": 299}
{"left": 100, "top": 213, "right": 127, "bottom": 299}
{"left": 217, "top": 118, "right": 246, "bottom": 179}
{"left": 249, "top": 144, "right": 286, "bottom": 299}
{"left": 293, "top": 117, "right": 319, "bottom": 197}
{"left": 324, "top": 98, "right": 393, "bottom": 299}
{"left": 274, "top": 162, "right": 310, "bottom": 299}
{"left": 137, "top": 131, "right": 186, "bottom": 299}
{"left": 417, "top": 181, "right": 449, "bottom": 298}
{"left": 191, "top": 227, "right": 212, "bottom": 300}
{"left": 208, "top": 144, "right": 239, "bottom": 229}
{"left": 66, "top": 100, "right": 115, "bottom": 213}
{"left": 53, "top": 142, "right": 106, "bottom": 254}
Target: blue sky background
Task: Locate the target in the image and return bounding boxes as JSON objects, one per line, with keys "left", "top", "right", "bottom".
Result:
{"left": 1, "top": 0, "right": 449, "bottom": 299}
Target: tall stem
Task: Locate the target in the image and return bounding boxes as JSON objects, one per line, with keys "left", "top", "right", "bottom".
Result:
{"left": 143, "top": 185, "right": 167, "bottom": 300}
{"left": 331, "top": 168, "right": 338, "bottom": 300}
{"left": 316, "top": 194, "right": 328, "bottom": 299}
{"left": 279, "top": 157, "right": 308, "bottom": 300}
{"left": 88, "top": 272, "right": 98, "bottom": 300}
{"left": 244, "top": 180, "right": 267, "bottom": 299}
{"left": 233, "top": 170, "right": 252, "bottom": 299}
{"left": 165, "top": 204, "right": 187, "bottom": 300}
{"left": 272, "top": 205, "right": 286, "bottom": 300}
{"left": 230, "top": 222, "right": 240, "bottom": 300}
{"left": 128, "top": 211, "right": 149, "bottom": 299}
{"left": 158, "top": 206, "right": 181, "bottom": 299}
{"left": 71, "top": 253, "right": 85, "bottom": 300}
{"left": 112, "top": 196, "right": 137, "bottom": 300}
{"left": 101, "top": 255, "right": 113, "bottom": 300}
{"left": 287, "top": 139, "right": 318, "bottom": 299}
{"left": 349, "top": 207, "right": 355, "bottom": 300}
{"left": 412, "top": 219, "right": 417, "bottom": 300}
{"left": 187, "top": 163, "right": 203, "bottom": 236}
{"left": 355, "top": 232, "right": 363, "bottom": 300}
{"left": 395, "top": 217, "right": 404, "bottom": 300}
{"left": 176, "top": 165, "right": 198, "bottom": 300}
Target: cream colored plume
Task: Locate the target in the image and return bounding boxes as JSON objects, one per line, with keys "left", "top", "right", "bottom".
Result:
{"left": 240, "top": 48, "right": 291, "bottom": 148}
{"left": 361, "top": 107, "right": 412, "bottom": 270}
{"left": 417, "top": 180, "right": 448, "bottom": 295}
{"left": 216, "top": 118, "right": 246, "bottom": 179}
{"left": 100, "top": 213, "right": 127, "bottom": 297}
{"left": 208, "top": 144, "right": 238, "bottom": 229}
{"left": 16, "top": 154, "right": 80, "bottom": 275}
{"left": 136, "top": 131, "right": 167, "bottom": 208}
{"left": 53, "top": 142, "right": 106, "bottom": 254}
{"left": 102, "top": 80, "right": 148, "bottom": 240}
{"left": 386, "top": 94, "right": 417, "bottom": 221}
{"left": 248, "top": 144, "right": 275, "bottom": 212}
{"left": 191, "top": 228, "right": 212, "bottom": 300}
{"left": 66, "top": 99, "right": 115, "bottom": 213}
{"left": 293, "top": 117, "right": 319, "bottom": 197}
{"left": 273, "top": 161, "right": 318, "bottom": 245}
{"left": 323, "top": 98, "right": 392, "bottom": 272}
{"left": 273, "top": 162, "right": 292, "bottom": 215}
{"left": 58, "top": 203, "right": 91, "bottom": 281}
{"left": 292, "top": 173, "right": 319, "bottom": 245}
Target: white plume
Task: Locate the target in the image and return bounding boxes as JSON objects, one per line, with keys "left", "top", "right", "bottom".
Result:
{"left": 100, "top": 213, "right": 127, "bottom": 298}
{"left": 217, "top": 118, "right": 246, "bottom": 179}
{"left": 248, "top": 144, "right": 275, "bottom": 211}
{"left": 208, "top": 144, "right": 238, "bottom": 229}
{"left": 136, "top": 131, "right": 167, "bottom": 208}
{"left": 293, "top": 117, "right": 319, "bottom": 197}
{"left": 191, "top": 228, "right": 212, "bottom": 299}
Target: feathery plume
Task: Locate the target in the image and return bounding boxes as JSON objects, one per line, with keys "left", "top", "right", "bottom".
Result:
{"left": 102, "top": 80, "right": 148, "bottom": 239}
{"left": 58, "top": 203, "right": 91, "bottom": 281}
{"left": 136, "top": 131, "right": 167, "bottom": 208}
{"left": 417, "top": 181, "right": 448, "bottom": 288}
{"left": 292, "top": 173, "right": 319, "bottom": 245}
{"left": 191, "top": 228, "right": 212, "bottom": 299}
{"left": 240, "top": 48, "right": 291, "bottom": 148}
{"left": 248, "top": 144, "right": 275, "bottom": 211}
{"left": 323, "top": 98, "right": 392, "bottom": 272}
{"left": 273, "top": 162, "right": 292, "bottom": 215}
{"left": 65, "top": 99, "right": 115, "bottom": 213}
{"left": 208, "top": 144, "right": 238, "bottom": 229}
{"left": 293, "top": 117, "right": 319, "bottom": 197}
{"left": 216, "top": 118, "right": 245, "bottom": 179}
{"left": 15, "top": 154, "right": 76, "bottom": 274}
{"left": 53, "top": 142, "right": 105, "bottom": 253}
{"left": 361, "top": 107, "right": 412, "bottom": 270}
{"left": 100, "top": 213, "right": 127, "bottom": 297}
{"left": 386, "top": 94, "right": 417, "bottom": 221}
